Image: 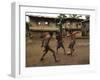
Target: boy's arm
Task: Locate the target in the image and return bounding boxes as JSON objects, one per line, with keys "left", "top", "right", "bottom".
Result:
{"left": 72, "top": 31, "right": 80, "bottom": 35}
{"left": 67, "top": 35, "right": 70, "bottom": 37}
{"left": 66, "top": 34, "right": 71, "bottom": 37}
{"left": 66, "top": 31, "right": 79, "bottom": 37}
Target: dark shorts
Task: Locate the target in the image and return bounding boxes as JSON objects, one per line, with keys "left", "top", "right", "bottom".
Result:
{"left": 68, "top": 40, "right": 75, "bottom": 49}
{"left": 43, "top": 45, "right": 49, "bottom": 51}
{"left": 57, "top": 42, "right": 64, "bottom": 48}
{"left": 43, "top": 45, "right": 54, "bottom": 53}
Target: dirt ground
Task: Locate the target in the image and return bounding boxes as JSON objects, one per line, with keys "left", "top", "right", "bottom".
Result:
{"left": 26, "top": 37, "right": 89, "bottom": 67}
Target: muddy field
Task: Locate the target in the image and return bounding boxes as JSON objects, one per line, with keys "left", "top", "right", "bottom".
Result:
{"left": 26, "top": 37, "right": 89, "bottom": 67}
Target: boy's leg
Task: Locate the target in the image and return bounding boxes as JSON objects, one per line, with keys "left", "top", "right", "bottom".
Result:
{"left": 62, "top": 45, "right": 66, "bottom": 55}
{"left": 70, "top": 41, "right": 75, "bottom": 56}
{"left": 68, "top": 48, "right": 75, "bottom": 56}
{"left": 67, "top": 48, "right": 72, "bottom": 56}
{"left": 71, "top": 48, "right": 75, "bottom": 55}
{"left": 40, "top": 47, "right": 48, "bottom": 61}
{"left": 49, "top": 46, "right": 59, "bottom": 62}
{"left": 63, "top": 48, "right": 66, "bottom": 55}
{"left": 56, "top": 47, "right": 59, "bottom": 54}
{"left": 56, "top": 43, "right": 59, "bottom": 54}
{"left": 67, "top": 40, "right": 75, "bottom": 56}
{"left": 70, "top": 48, "right": 73, "bottom": 56}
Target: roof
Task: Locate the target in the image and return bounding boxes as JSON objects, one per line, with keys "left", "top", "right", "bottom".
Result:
{"left": 81, "top": 19, "right": 89, "bottom": 23}
{"left": 29, "top": 16, "right": 84, "bottom": 22}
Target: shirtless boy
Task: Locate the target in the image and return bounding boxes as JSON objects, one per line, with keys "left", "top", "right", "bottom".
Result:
{"left": 67, "top": 30, "right": 79, "bottom": 56}
{"left": 40, "top": 32, "right": 59, "bottom": 62}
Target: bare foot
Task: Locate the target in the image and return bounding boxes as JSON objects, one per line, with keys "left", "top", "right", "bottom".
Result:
{"left": 55, "top": 59, "right": 60, "bottom": 62}
{"left": 40, "top": 58, "right": 44, "bottom": 61}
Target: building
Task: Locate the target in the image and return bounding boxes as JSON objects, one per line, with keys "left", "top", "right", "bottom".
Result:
{"left": 81, "top": 20, "right": 90, "bottom": 36}
{"left": 26, "top": 15, "right": 89, "bottom": 38}
{"left": 28, "top": 15, "right": 83, "bottom": 31}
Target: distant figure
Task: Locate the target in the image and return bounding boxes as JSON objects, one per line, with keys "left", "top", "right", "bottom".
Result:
{"left": 40, "top": 32, "right": 59, "bottom": 62}
{"left": 56, "top": 32, "right": 66, "bottom": 55}
{"left": 67, "top": 30, "right": 79, "bottom": 56}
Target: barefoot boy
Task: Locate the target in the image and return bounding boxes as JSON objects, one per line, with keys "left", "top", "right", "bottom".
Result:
{"left": 40, "top": 32, "right": 58, "bottom": 62}
{"left": 67, "top": 30, "right": 79, "bottom": 56}
{"left": 56, "top": 32, "right": 66, "bottom": 55}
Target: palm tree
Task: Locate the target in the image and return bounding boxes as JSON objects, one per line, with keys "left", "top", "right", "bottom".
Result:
{"left": 68, "top": 14, "right": 82, "bottom": 30}
{"left": 69, "top": 14, "right": 82, "bottom": 19}
{"left": 57, "top": 14, "right": 67, "bottom": 36}
{"left": 85, "top": 15, "right": 90, "bottom": 20}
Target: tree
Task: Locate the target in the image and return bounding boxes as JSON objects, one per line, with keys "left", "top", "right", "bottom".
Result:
{"left": 85, "top": 15, "right": 90, "bottom": 20}
{"left": 26, "top": 22, "right": 32, "bottom": 31}
{"left": 57, "top": 14, "right": 67, "bottom": 36}
{"left": 69, "top": 14, "right": 82, "bottom": 19}
{"left": 68, "top": 14, "right": 82, "bottom": 30}
{"left": 26, "top": 22, "right": 32, "bottom": 38}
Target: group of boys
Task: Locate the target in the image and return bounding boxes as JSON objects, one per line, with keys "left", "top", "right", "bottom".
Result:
{"left": 40, "top": 30, "right": 79, "bottom": 62}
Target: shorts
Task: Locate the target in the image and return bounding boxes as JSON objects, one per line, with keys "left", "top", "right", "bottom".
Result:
{"left": 68, "top": 40, "right": 75, "bottom": 49}
{"left": 57, "top": 42, "right": 64, "bottom": 48}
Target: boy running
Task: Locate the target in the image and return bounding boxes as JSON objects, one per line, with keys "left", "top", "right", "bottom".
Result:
{"left": 40, "top": 32, "right": 59, "bottom": 62}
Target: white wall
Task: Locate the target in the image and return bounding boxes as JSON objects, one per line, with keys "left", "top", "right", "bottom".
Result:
{"left": 0, "top": 0, "right": 100, "bottom": 80}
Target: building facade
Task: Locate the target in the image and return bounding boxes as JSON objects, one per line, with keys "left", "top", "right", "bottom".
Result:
{"left": 26, "top": 15, "right": 89, "bottom": 38}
